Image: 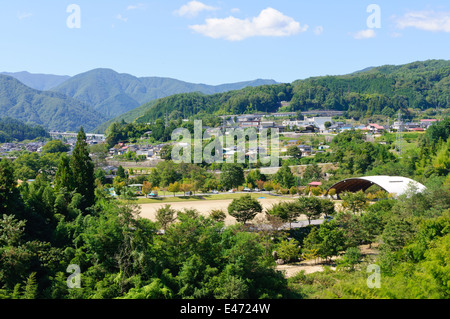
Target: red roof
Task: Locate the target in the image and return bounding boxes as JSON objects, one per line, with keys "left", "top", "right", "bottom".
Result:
{"left": 308, "top": 182, "right": 322, "bottom": 186}
{"left": 368, "top": 123, "right": 385, "bottom": 129}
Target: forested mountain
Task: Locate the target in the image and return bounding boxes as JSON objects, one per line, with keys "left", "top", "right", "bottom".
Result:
{"left": 0, "top": 71, "right": 70, "bottom": 91}
{"left": 289, "top": 59, "right": 450, "bottom": 119}
{"left": 0, "top": 75, "right": 106, "bottom": 132}
{"left": 0, "top": 117, "right": 49, "bottom": 143}
{"left": 51, "top": 68, "right": 278, "bottom": 119}
{"left": 113, "top": 59, "right": 450, "bottom": 128}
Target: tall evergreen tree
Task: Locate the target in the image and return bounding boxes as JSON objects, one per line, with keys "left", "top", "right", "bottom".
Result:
{"left": 69, "top": 127, "right": 95, "bottom": 210}
{"left": 0, "top": 159, "right": 20, "bottom": 215}
{"left": 54, "top": 153, "right": 73, "bottom": 194}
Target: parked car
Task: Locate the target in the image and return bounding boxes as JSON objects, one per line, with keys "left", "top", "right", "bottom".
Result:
{"left": 243, "top": 187, "right": 252, "bottom": 192}
{"left": 211, "top": 190, "right": 219, "bottom": 194}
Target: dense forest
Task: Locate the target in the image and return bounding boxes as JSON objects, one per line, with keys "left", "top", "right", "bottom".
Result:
{"left": 122, "top": 60, "right": 450, "bottom": 126}
{"left": 0, "top": 117, "right": 49, "bottom": 143}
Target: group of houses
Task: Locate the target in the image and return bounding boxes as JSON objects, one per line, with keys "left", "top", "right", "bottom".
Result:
{"left": 108, "top": 143, "right": 165, "bottom": 160}
{"left": 0, "top": 141, "right": 46, "bottom": 158}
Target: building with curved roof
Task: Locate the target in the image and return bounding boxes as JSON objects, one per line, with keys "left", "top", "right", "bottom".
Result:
{"left": 327, "top": 176, "right": 426, "bottom": 198}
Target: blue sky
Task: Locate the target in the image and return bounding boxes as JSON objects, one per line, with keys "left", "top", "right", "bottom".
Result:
{"left": 1, "top": 1, "right": 450, "bottom": 85}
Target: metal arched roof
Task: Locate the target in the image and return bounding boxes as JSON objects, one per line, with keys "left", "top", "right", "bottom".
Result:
{"left": 327, "top": 176, "right": 426, "bottom": 197}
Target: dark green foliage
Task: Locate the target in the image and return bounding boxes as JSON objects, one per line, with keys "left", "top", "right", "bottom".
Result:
{"left": 273, "top": 162, "right": 295, "bottom": 188}
{"left": 0, "top": 117, "right": 49, "bottom": 142}
{"left": 41, "top": 140, "right": 70, "bottom": 154}
{"left": 68, "top": 127, "right": 95, "bottom": 210}
{"left": 220, "top": 164, "right": 245, "bottom": 190}
{"left": 227, "top": 194, "right": 263, "bottom": 224}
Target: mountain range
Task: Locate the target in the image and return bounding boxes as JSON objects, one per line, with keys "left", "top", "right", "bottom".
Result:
{"left": 0, "top": 69, "right": 277, "bottom": 131}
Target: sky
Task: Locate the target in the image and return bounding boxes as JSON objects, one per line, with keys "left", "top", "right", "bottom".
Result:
{"left": 1, "top": 0, "right": 450, "bottom": 85}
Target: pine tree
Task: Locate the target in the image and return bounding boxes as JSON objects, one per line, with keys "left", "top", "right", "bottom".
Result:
{"left": 69, "top": 127, "right": 95, "bottom": 210}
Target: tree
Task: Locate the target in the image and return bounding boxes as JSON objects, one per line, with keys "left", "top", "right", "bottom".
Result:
{"left": 156, "top": 205, "right": 177, "bottom": 230}
{"left": 320, "top": 198, "right": 336, "bottom": 218}
{"left": 116, "top": 165, "right": 126, "bottom": 179}
{"left": 297, "top": 196, "right": 322, "bottom": 225}
{"left": 286, "top": 146, "right": 302, "bottom": 159}
{"left": 303, "top": 163, "right": 322, "bottom": 182}
{"left": 341, "top": 191, "right": 368, "bottom": 214}
{"left": 246, "top": 169, "right": 264, "bottom": 187}
{"left": 0, "top": 159, "right": 20, "bottom": 215}
{"left": 267, "top": 201, "right": 302, "bottom": 229}
{"left": 316, "top": 221, "right": 346, "bottom": 262}
{"left": 69, "top": 127, "right": 95, "bottom": 210}
{"left": 227, "top": 194, "right": 262, "bottom": 224}
{"left": 276, "top": 239, "right": 301, "bottom": 263}
{"left": 273, "top": 162, "right": 295, "bottom": 188}
{"left": 54, "top": 153, "right": 73, "bottom": 194}
{"left": 220, "top": 164, "right": 245, "bottom": 190}
{"left": 41, "top": 140, "right": 70, "bottom": 154}
{"left": 337, "top": 247, "right": 362, "bottom": 271}
{"left": 168, "top": 182, "right": 180, "bottom": 197}
{"left": 142, "top": 181, "right": 153, "bottom": 197}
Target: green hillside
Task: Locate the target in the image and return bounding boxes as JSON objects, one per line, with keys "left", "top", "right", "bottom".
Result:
{"left": 52, "top": 68, "right": 278, "bottom": 119}
{"left": 0, "top": 117, "right": 49, "bottom": 143}
{"left": 114, "top": 59, "right": 450, "bottom": 127}
{"left": 289, "top": 59, "right": 450, "bottom": 118}
{"left": 0, "top": 75, "right": 106, "bottom": 132}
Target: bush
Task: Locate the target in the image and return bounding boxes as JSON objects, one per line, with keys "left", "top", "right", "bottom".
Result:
{"left": 277, "top": 239, "right": 301, "bottom": 263}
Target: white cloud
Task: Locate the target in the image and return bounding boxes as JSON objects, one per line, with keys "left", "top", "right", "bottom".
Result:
{"left": 230, "top": 8, "right": 240, "bottom": 14}
{"left": 353, "top": 29, "right": 376, "bottom": 40}
{"left": 174, "top": 1, "right": 219, "bottom": 18}
{"left": 116, "top": 14, "right": 128, "bottom": 22}
{"left": 127, "top": 3, "right": 146, "bottom": 11}
{"left": 17, "top": 12, "right": 33, "bottom": 20}
{"left": 395, "top": 10, "right": 450, "bottom": 32}
{"left": 189, "top": 7, "right": 307, "bottom": 41}
{"left": 314, "top": 26, "right": 324, "bottom": 35}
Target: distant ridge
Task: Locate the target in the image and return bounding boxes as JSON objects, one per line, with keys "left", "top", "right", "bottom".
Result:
{"left": 1, "top": 71, "right": 70, "bottom": 91}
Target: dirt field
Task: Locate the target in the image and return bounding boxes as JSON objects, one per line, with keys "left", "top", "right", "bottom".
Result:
{"left": 139, "top": 197, "right": 295, "bottom": 226}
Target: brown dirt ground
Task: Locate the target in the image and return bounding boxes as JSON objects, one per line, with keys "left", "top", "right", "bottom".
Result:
{"left": 139, "top": 197, "right": 296, "bottom": 226}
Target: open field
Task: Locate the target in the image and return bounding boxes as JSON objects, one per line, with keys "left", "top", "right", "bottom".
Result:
{"left": 138, "top": 194, "right": 297, "bottom": 226}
